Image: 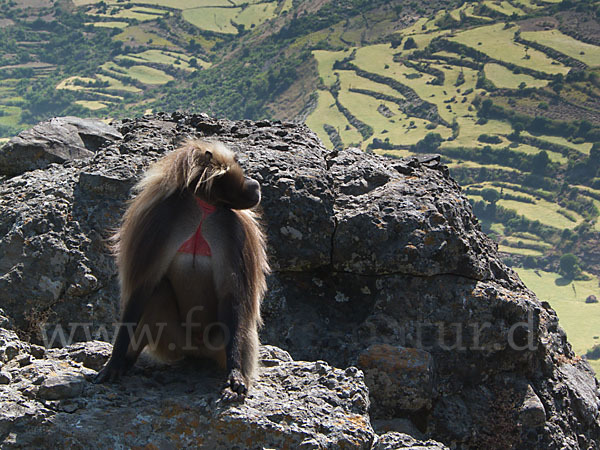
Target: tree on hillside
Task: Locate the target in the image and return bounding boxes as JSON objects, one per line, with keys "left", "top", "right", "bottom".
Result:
{"left": 480, "top": 188, "right": 500, "bottom": 220}
{"left": 481, "top": 188, "right": 500, "bottom": 204}
{"left": 559, "top": 253, "right": 580, "bottom": 280}
{"left": 589, "top": 143, "right": 600, "bottom": 166}
{"left": 411, "top": 132, "right": 442, "bottom": 152}
{"left": 390, "top": 36, "right": 403, "bottom": 49}
{"left": 403, "top": 37, "right": 417, "bottom": 50}
{"left": 532, "top": 150, "right": 549, "bottom": 175}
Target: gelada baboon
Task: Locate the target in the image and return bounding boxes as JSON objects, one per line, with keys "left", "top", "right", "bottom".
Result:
{"left": 95, "top": 139, "right": 269, "bottom": 401}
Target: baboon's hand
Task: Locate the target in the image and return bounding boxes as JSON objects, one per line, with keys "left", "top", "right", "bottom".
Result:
{"left": 93, "top": 358, "right": 130, "bottom": 384}
{"left": 220, "top": 369, "right": 248, "bottom": 402}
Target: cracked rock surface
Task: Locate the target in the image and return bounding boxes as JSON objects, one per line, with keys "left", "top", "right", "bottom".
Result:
{"left": 0, "top": 329, "right": 379, "bottom": 448}
{"left": 0, "top": 113, "right": 598, "bottom": 449}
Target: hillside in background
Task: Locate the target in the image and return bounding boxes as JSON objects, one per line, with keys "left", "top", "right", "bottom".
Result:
{"left": 1, "top": 0, "right": 600, "bottom": 371}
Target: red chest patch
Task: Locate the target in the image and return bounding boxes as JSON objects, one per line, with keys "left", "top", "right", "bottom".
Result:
{"left": 177, "top": 198, "right": 216, "bottom": 256}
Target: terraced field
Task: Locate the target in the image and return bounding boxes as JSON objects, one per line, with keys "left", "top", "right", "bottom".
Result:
{"left": 87, "top": 5, "right": 168, "bottom": 22}
{"left": 521, "top": 29, "right": 600, "bottom": 67}
{"left": 449, "top": 23, "right": 569, "bottom": 75}
{"left": 1, "top": 0, "right": 286, "bottom": 121}
{"left": 53, "top": 34, "right": 211, "bottom": 111}
{"left": 183, "top": 2, "right": 279, "bottom": 34}
{"left": 483, "top": 63, "right": 548, "bottom": 89}
{"left": 306, "top": 2, "right": 599, "bottom": 257}
{"left": 517, "top": 268, "right": 600, "bottom": 373}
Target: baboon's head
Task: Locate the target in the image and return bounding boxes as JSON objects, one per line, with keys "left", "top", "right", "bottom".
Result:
{"left": 185, "top": 140, "right": 261, "bottom": 210}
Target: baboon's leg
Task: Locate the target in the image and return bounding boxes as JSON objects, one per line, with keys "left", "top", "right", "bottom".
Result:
{"left": 140, "top": 280, "right": 188, "bottom": 362}
{"left": 218, "top": 294, "right": 258, "bottom": 402}
{"left": 95, "top": 280, "right": 183, "bottom": 382}
{"left": 94, "top": 287, "right": 148, "bottom": 383}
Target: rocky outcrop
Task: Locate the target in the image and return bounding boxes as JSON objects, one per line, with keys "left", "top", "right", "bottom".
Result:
{"left": 0, "top": 315, "right": 448, "bottom": 449}
{"left": 0, "top": 323, "right": 377, "bottom": 448}
{"left": 0, "top": 116, "right": 122, "bottom": 177}
{"left": 0, "top": 113, "right": 598, "bottom": 449}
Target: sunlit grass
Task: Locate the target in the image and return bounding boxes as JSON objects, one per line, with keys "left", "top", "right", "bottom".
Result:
{"left": 182, "top": 2, "right": 278, "bottom": 34}
{"left": 118, "top": 49, "right": 208, "bottom": 71}
{"left": 338, "top": 70, "right": 406, "bottom": 99}
{"left": 522, "top": 132, "right": 593, "bottom": 155}
{"left": 499, "top": 198, "right": 583, "bottom": 229}
{"left": 96, "top": 74, "right": 142, "bottom": 93}
{"left": 448, "top": 160, "right": 520, "bottom": 172}
{"left": 498, "top": 244, "right": 543, "bottom": 256}
{"left": 482, "top": 1, "right": 526, "bottom": 16}
{"left": 450, "top": 23, "right": 569, "bottom": 75}
{"left": 125, "top": 65, "right": 173, "bottom": 85}
{"left": 90, "top": 6, "right": 167, "bottom": 22}
{"left": 113, "top": 26, "right": 176, "bottom": 47}
{"left": 502, "top": 235, "right": 552, "bottom": 249}
{"left": 0, "top": 106, "right": 21, "bottom": 127}
{"left": 56, "top": 76, "right": 97, "bottom": 90}
{"left": 484, "top": 63, "right": 548, "bottom": 89}
{"left": 75, "top": 100, "right": 109, "bottom": 110}
{"left": 374, "top": 149, "right": 413, "bottom": 159}
{"left": 511, "top": 0, "right": 542, "bottom": 9}
{"left": 86, "top": 21, "right": 128, "bottom": 29}
{"left": 516, "top": 268, "right": 600, "bottom": 374}
{"left": 305, "top": 89, "right": 362, "bottom": 149}
{"left": 313, "top": 49, "right": 354, "bottom": 87}
{"left": 131, "top": 0, "right": 230, "bottom": 7}
{"left": 522, "top": 29, "right": 600, "bottom": 68}
{"left": 509, "top": 142, "right": 567, "bottom": 163}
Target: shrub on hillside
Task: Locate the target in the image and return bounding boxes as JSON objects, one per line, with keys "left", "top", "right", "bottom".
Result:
{"left": 559, "top": 253, "right": 580, "bottom": 280}
{"left": 403, "top": 37, "right": 417, "bottom": 50}
{"left": 410, "top": 132, "right": 442, "bottom": 152}
{"left": 477, "top": 134, "right": 502, "bottom": 144}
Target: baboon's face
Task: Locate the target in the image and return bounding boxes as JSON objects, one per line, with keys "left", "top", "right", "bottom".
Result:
{"left": 208, "top": 166, "right": 261, "bottom": 210}
{"left": 188, "top": 147, "right": 261, "bottom": 210}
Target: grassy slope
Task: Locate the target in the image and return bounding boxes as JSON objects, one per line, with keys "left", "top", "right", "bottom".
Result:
{"left": 522, "top": 29, "right": 600, "bottom": 67}
{"left": 484, "top": 63, "right": 548, "bottom": 89}
{"left": 449, "top": 23, "right": 569, "bottom": 75}
{"left": 305, "top": 89, "right": 362, "bottom": 148}
{"left": 182, "top": 2, "right": 278, "bottom": 34}
{"left": 516, "top": 268, "right": 600, "bottom": 373}
{"left": 306, "top": 3, "right": 598, "bottom": 241}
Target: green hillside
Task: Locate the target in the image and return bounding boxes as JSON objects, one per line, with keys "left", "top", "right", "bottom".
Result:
{"left": 1, "top": 0, "right": 600, "bottom": 370}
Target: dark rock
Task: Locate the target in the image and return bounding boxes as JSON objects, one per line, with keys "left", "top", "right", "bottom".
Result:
{"left": 0, "top": 372, "right": 12, "bottom": 385}
{"left": 328, "top": 148, "right": 496, "bottom": 278}
{"left": 358, "top": 344, "right": 433, "bottom": 414}
{"left": 0, "top": 335, "right": 376, "bottom": 448}
{"left": 372, "top": 418, "right": 426, "bottom": 440}
{"left": 58, "top": 341, "right": 112, "bottom": 371}
{"left": 558, "top": 362, "right": 600, "bottom": 426}
{"left": 15, "top": 354, "right": 31, "bottom": 367}
{"left": 29, "top": 345, "right": 45, "bottom": 359}
{"left": 0, "top": 117, "right": 122, "bottom": 177}
{"left": 430, "top": 395, "right": 472, "bottom": 442}
{"left": 519, "top": 384, "right": 546, "bottom": 428}
{"left": 0, "top": 114, "right": 598, "bottom": 449}
{"left": 0, "top": 310, "right": 11, "bottom": 329}
{"left": 374, "top": 432, "right": 448, "bottom": 449}
{"left": 37, "top": 374, "right": 85, "bottom": 400}
{"left": 0, "top": 329, "right": 29, "bottom": 363}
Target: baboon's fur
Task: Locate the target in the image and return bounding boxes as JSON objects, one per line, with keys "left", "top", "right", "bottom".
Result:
{"left": 95, "top": 140, "right": 269, "bottom": 400}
